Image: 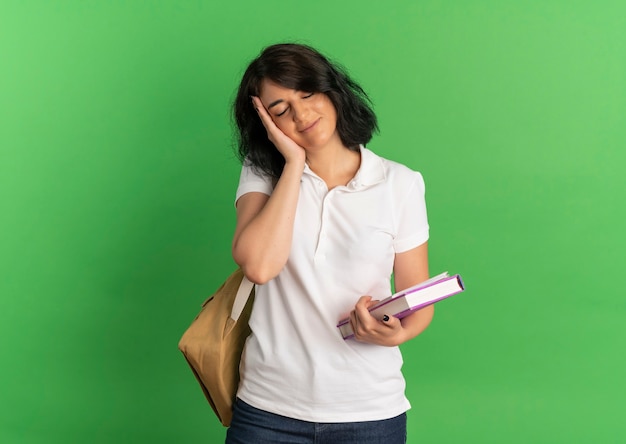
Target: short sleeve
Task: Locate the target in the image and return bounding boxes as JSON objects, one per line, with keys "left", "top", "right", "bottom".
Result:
{"left": 393, "top": 171, "right": 430, "bottom": 253}
{"left": 235, "top": 162, "right": 274, "bottom": 205}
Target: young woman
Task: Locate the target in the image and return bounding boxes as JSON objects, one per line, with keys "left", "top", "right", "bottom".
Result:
{"left": 227, "top": 43, "right": 432, "bottom": 444}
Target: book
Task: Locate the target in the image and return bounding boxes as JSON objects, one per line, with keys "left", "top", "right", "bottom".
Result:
{"left": 337, "top": 272, "right": 465, "bottom": 339}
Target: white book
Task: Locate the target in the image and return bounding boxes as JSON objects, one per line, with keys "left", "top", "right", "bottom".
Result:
{"left": 337, "top": 272, "right": 465, "bottom": 339}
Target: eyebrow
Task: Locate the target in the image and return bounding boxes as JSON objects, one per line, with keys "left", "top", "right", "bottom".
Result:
{"left": 267, "top": 99, "right": 284, "bottom": 109}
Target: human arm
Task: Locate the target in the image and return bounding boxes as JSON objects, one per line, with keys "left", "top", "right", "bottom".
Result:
{"left": 349, "top": 241, "right": 434, "bottom": 346}
{"left": 232, "top": 97, "right": 306, "bottom": 284}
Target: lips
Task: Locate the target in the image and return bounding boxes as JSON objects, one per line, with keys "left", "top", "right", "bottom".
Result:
{"left": 299, "top": 118, "right": 320, "bottom": 133}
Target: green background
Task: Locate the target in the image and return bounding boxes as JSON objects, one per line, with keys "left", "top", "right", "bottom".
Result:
{"left": 2, "top": 1, "right": 625, "bottom": 443}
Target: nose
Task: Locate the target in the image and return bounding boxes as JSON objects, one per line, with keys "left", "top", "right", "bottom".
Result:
{"left": 291, "top": 101, "right": 310, "bottom": 123}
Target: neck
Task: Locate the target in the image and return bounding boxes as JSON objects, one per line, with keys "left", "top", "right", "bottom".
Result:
{"left": 306, "top": 142, "right": 361, "bottom": 190}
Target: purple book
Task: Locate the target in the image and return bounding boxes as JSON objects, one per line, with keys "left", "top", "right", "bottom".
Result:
{"left": 337, "top": 272, "right": 465, "bottom": 339}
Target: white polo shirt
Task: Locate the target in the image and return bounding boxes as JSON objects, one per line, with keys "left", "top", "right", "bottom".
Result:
{"left": 235, "top": 146, "right": 429, "bottom": 423}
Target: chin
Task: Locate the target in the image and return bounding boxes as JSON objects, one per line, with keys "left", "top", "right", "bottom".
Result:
{"left": 301, "top": 140, "right": 329, "bottom": 151}
{"left": 302, "top": 132, "right": 336, "bottom": 150}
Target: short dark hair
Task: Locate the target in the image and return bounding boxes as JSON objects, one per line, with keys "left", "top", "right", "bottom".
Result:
{"left": 233, "top": 43, "right": 378, "bottom": 179}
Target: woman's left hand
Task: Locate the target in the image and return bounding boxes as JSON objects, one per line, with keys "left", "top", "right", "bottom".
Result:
{"left": 349, "top": 296, "right": 407, "bottom": 346}
{"left": 350, "top": 243, "right": 434, "bottom": 347}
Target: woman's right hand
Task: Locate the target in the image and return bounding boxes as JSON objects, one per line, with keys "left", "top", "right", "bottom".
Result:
{"left": 251, "top": 96, "right": 306, "bottom": 166}
{"left": 233, "top": 97, "right": 306, "bottom": 284}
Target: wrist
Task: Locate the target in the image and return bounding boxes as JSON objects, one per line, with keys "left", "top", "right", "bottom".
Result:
{"left": 283, "top": 157, "right": 306, "bottom": 174}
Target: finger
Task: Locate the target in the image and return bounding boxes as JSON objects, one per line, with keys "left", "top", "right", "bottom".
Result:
{"left": 251, "top": 96, "right": 275, "bottom": 129}
{"left": 352, "top": 297, "right": 381, "bottom": 339}
{"left": 354, "top": 296, "right": 373, "bottom": 318}
{"left": 351, "top": 306, "right": 374, "bottom": 335}
{"left": 251, "top": 96, "right": 296, "bottom": 153}
{"left": 381, "top": 314, "right": 401, "bottom": 330}
{"left": 365, "top": 299, "right": 380, "bottom": 309}
{"left": 349, "top": 310, "right": 361, "bottom": 338}
{"left": 354, "top": 299, "right": 388, "bottom": 338}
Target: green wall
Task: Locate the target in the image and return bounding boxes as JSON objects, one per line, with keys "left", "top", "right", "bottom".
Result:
{"left": 2, "top": 1, "right": 625, "bottom": 443}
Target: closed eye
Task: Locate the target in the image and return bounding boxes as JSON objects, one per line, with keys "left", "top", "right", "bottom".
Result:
{"left": 275, "top": 93, "right": 313, "bottom": 117}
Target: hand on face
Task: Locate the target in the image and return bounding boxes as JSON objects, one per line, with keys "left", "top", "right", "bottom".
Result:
{"left": 251, "top": 95, "right": 306, "bottom": 166}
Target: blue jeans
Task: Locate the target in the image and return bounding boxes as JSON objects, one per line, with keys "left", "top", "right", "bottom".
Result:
{"left": 225, "top": 398, "right": 407, "bottom": 444}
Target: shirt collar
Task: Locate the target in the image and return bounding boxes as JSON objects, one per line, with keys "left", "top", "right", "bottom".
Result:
{"left": 350, "top": 145, "right": 386, "bottom": 190}
{"left": 302, "top": 145, "right": 386, "bottom": 191}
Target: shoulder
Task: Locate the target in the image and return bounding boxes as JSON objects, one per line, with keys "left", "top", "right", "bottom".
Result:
{"left": 236, "top": 159, "right": 274, "bottom": 201}
{"left": 239, "top": 159, "right": 274, "bottom": 183}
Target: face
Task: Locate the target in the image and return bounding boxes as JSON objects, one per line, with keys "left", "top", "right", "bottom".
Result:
{"left": 258, "top": 79, "right": 341, "bottom": 150}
